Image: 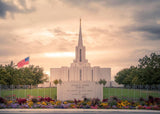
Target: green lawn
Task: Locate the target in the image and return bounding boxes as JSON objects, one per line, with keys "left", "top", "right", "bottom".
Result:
{"left": 103, "top": 87, "right": 160, "bottom": 99}
{"left": 1, "top": 88, "right": 57, "bottom": 99}
{"left": 0, "top": 87, "right": 159, "bottom": 100}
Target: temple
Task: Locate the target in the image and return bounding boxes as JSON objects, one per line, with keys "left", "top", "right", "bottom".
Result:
{"left": 50, "top": 19, "right": 111, "bottom": 85}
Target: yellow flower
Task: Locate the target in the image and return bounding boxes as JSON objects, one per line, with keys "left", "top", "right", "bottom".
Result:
{"left": 63, "top": 101, "right": 68, "bottom": 104}
{"left": 136, "top": 104, "right": 142, "bottom": 109}
{"left": 41, "top": 101, "right": 47, "bottom": 105}
{"left": 117, "top": 103, "right": 121, "bottom": 106}
{"left": 8, "top": 101, "right": 13, "bottom": 104}
{"left": 27, "top": 100, "right": 32, "bottom": 103}
{"left": 77, "top": 101, "right": 83, "bottom": 105}
{"left": 70, "top": 104, "right": 76, "bottom": 108}
{"left": 101, "top": 102, "right": 108, "bottom": 107}
{"left": 37, "top": 102, "right": 41, "bottom": 105}
{"left": 120, "top": 100, "right": 130, "bottom": 107}
{"left": 28, "top": 101, "right": 33, "bottom": 108}
{"left": 87, "top": 101, "right": 92, "bottom": 106}
{"left": 56, "top": 101, "right": 61, "bottom": 105}
{"left": 50, "top": 101, "right": 55, "bottom": 105}
{"left": 134, "top": 102, "right": 139, "bottom": 106}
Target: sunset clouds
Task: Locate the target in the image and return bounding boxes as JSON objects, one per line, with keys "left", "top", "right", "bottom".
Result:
{"left": 0, "top": 0, "right": 160, "bottom": 79}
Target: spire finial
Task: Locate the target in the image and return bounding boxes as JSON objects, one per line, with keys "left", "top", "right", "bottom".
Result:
{"left": 78, "top": 18, "right": 83, "bottom": 46}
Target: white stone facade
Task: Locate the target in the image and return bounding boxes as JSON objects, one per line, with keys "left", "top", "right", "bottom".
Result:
{"left": 50, "top": 19, "right": 111, "bottom": 100}
{"left": 57, "top": 81, "right": 103, "bottom": 101}
{"left": 50, "top": 20, "right": 111, "bottom": 83}
{"left": 50, "top": 67, "right": 111, "bottom": 83}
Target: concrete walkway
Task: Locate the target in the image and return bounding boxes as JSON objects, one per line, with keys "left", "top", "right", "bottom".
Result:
{"left": 0, "top": 109, "right": 160, "bottom": 113}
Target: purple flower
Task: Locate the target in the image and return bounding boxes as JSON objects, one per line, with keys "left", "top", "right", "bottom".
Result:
{"left": 0, "top": 103, "right": 6, "bottom": 108}
{"left": 20, "top": 104, "right": 29, "bottom": 108}
{"left": 130, "top": 106, "right": 135, "bottom": 109}
{"left": 10, "top": 103, "right": 19, "bottom": 108}
{"left": 112, "top": 105, "right": 117, "bottom": 109}
{"left": 47, "top": 105, "right": 54, "bottom": 108}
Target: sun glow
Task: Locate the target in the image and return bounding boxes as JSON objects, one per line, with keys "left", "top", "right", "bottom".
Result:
{"left": 44, "top": 71, "right": 50, "bottom": 76}
{"left": 44, "top": 52, "right": 74, "bottom": 58}
{"left": 40, "top": 31, "right": 54, "bottom": 37}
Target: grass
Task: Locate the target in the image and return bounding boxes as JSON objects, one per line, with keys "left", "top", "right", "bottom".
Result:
{"left": 103, "top": 87, "right": 160, "bottom": 99}
{"left": 1, "top": 87, "right": 159, "bottom": 100}
{"left": 1, "top": 88, "right": 57, "bottom": 99}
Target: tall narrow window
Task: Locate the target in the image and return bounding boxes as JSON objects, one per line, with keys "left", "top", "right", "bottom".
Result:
{"left": 80, "top": 69, "right": 82, "bottom": 81}
{"left": 92, "top": 69, "right": 93, "bottom": 81}
{"left": 68, "top": 70, "right": 69, "bottom": 81}
{"left": 80, "top": 49, "right": 82, "bottom": 62}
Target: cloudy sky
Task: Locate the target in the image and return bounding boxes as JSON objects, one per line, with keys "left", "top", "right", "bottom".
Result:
{"left": 0, "top": 0, "right": 160, "bottom": 80}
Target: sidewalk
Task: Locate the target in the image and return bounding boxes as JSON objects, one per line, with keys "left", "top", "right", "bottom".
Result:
{"left": 0, "top": 109, "right": 160, "bottom": 113}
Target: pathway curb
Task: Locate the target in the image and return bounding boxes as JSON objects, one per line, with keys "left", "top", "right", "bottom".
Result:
{"left": 0, "top": 109, "right": 160, "bottom": 113}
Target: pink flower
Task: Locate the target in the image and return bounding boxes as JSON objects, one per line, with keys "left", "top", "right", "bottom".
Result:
{"left": 17, "top": 98, "right": 27, "bottom": 105}
{"left": 91, "top": 105, "right": 98, "bottom": 109}
{"left": 37, "top": 96, "right": 41, "bottom": 98}
{"left": 145, "top": 106, "right": 152, "bottom": 109}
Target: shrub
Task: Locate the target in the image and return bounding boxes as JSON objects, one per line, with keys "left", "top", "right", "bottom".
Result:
{"left": 103, "top": 99, "right": 108, "bottom": 102}
{"left": 148, "top": 96, "right": 154, "bottom": 104}
{"left": 32, "top": 98, "right": 38, "bottom": 103}
{"left": 44, "top": 97, "right": 52, "bottom": 102}
{"left": 91, "top": 98, "right": 100, "bottom": 106}
{"left": 154, "top": 98, "right": 160, "bottom": 105}
{"left": 0, "top": 97, "right": 6, "bottom": 104}
{"left": 17, "top": 98, "right": 27, "bottom": 105}
{"left": 39, "top": 97, "right": 44, "bottom": 102}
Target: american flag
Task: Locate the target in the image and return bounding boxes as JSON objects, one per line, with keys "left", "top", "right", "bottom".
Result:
{"left": 17, "top": 57, "right": 29, "bottom": 68}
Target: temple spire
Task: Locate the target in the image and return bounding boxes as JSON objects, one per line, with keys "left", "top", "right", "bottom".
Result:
{"left": 78, "top": 18, "right": 83, "bottom": 46}
{"left": 73, "top": 19, "right": 88, "bottom": 64}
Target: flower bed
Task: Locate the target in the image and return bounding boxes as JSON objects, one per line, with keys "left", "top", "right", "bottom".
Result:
{"left": 0, "top": 96, "right": 160, "bottom": 110}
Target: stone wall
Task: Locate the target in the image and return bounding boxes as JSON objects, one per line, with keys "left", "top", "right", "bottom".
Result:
{"left": 57, "top": 81, "right": 103, "bottom": 101}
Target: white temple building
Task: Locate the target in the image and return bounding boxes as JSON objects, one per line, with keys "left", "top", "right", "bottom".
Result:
{"left": 50, "top": 19, "right": 111, "bottom": 84}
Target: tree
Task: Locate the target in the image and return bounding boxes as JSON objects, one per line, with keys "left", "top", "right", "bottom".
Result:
{"left": 27, "top": 65, "right": 48, "bottom": 85}
{"left": 123, "top": 66, "right": 139, "bottom": 85}
{"left": 1, "top": 63, "right": 15, "bottom": 85}
{"left": 115, "top": 53, "right": 160, "bottom": 86}
{"left": 115, "top": 66, "right": 143, "bottom": 86}
{"left": 138, "top": 53, "right": 160, "bottom": 85}
{"left": 0, "top": 62, "right": 48, "bottom": 85}
{"left": 115, "top": 68, "right": 131, "bottom": 86}
{"left": 53, "top": 79, "right": 59, "bottom": 86}
{"left": 98, "top": 79, "right": 107, "bottom": 86}
{"left": 58, "top": 79, "right": 62, "bottom": 85}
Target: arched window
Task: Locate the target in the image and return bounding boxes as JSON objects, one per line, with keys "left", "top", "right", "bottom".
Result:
{"left": 80, "top": 69, "right": 82, "bottom": 81}
{"left": 68, "top": 70, "right": 70, "bottom": 81}
{"left": 80, "top": 49, "right": 82, "bottom": 62}
{"left": 92, "top": 69, "right": 93, "bottom": 81}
